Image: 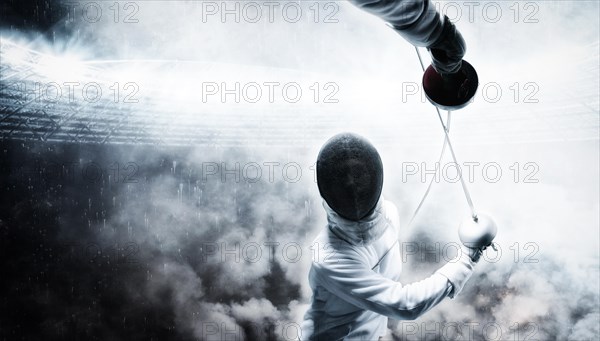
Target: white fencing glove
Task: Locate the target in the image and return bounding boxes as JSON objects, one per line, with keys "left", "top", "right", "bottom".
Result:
{"left": 459, "top": 213, "right": 498, "bottom": 261}
{"left": 460, "top": 243, "right": 483, "bottom": 263}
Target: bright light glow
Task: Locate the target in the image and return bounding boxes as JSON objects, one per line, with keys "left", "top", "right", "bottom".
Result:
{"left": 1, "top": 42, "right": 28, "bottom": 65}
{"left": 0, "top": 33, "right": 597, "bottom": 145}
{"left": 35, "top": 54, "right": 88, "bottom": 83}
{"left": 0, "top": 38, "right": 91, "bottom": 83}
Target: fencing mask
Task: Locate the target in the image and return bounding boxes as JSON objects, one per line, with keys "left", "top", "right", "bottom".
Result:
{"left": 316, "top": 133, "right": 384, "bottom": 221}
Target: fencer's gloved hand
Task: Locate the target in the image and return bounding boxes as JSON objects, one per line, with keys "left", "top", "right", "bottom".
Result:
{"left": 460, "top": 243, "right": 483, "bottom": 263}
{"left": 427, "top": 15, "right": 466, "bottom": 75}
{"left": 437, "top": 213, "right": 496, "bottom": 298}
{"left": 458, "top": 214, "right": 498, "bottom": 262}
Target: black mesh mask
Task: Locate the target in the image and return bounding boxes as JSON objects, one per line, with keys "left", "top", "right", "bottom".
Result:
{"left": 316, "top": 133, "right": 384, "bottom": 221}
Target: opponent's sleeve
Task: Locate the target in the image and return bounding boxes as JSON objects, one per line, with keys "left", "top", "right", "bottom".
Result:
{"left": 312, "top": 247, "right": 475, "bottom": 320}
{"left": 347, "top": 0, "right": 445, "bottom": 47}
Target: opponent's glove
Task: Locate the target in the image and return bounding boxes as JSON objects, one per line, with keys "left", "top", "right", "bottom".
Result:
{"left": 427, "top": 15, "right": 466, "bottom": 75}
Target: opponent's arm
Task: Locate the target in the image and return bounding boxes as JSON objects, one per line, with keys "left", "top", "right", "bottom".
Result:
{"left": 347, "top": 0, "right": 466, "bottom": 74}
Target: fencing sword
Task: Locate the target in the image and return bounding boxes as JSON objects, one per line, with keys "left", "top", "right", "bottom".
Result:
{"left": 411, "top": 46, "right": 498, "bottom": 251}
{"left": 374, "top": 49, "right": 496, "bottom": 271}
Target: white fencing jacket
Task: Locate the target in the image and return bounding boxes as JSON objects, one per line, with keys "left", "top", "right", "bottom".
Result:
{"left": 301, "top": 198, "right": 477, "bottom": 340}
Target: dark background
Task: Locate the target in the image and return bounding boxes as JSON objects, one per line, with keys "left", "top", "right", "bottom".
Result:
{"left": 0, "top": 140, "right": 307, "bottom": 340}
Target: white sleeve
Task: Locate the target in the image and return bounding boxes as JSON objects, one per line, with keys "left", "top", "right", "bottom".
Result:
{"left": 313, "top": 249, "right": 462, "bottom": 320}
{"left": 436, "top": 251, "right": 478, "bottom": 298}
{"left": 347, "top": 0, "right": 445, "bottom": 47}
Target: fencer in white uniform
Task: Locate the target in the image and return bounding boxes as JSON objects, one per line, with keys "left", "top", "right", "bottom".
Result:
{"left": 301, "top": 133, "right": 489, "bottom": 341}
{"left": 301, "top": 1, "right": 489, "bottom": 339}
